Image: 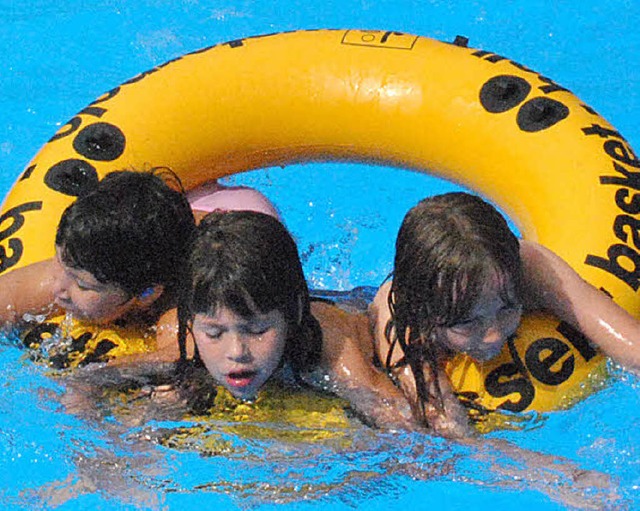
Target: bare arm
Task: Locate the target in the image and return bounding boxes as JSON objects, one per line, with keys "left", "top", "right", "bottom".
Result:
{"left": 0, "top": 258, "right": 60, "bottom": 327}
{"left": 311, "top": 300, "right": 425, "bottom": 431}
{"left": 520, "top": 240, "right": 640, "bottom": 371}
{"left": 368, "top": 283, "right": 472, "bottom": 437}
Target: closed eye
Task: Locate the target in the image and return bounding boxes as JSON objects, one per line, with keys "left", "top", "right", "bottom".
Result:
{"left": 449, "top": 317, "right": 480, "bottom": 332}
{"left": 75, "top": 279, "right": 99, "bottom": 292}
{"left": 499, "top": 304, "right": 523, "bottom": 316}
{"left": 72, "top": 275, "right": 102, "bottom": 292}
{"left": 66, "top": 269, "right": 102, "bottom": 292}
{"left": 244, "top": 323, "right": 271, "bottom": 336}
{"left": 202, "top": 329, "right": 223, "bottom": 340}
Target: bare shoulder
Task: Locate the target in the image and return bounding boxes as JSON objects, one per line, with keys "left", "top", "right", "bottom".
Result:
{"left": 368, "top": 281, "right": 397, "bottom": 367}
{"left": 311, "top": 300, "right": 371, "bottom": 357}
{"left": 519, "top": 239, "right": 576, "bottom": 277}
{"left": 370, "top": 280, "right": 391, "bottom": 310}
{"left": 369, "top": 281, "right": 391, "bottom": 331}
{"left": 310, "top": 300, "right": 419, "bottom": 430}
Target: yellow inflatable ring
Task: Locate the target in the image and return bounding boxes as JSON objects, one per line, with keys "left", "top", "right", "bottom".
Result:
{"left": 2, "top": 29, "right": 637, "bottom": 412}
{"left": 105, "top": 381, "right": 353, "bottom": 452}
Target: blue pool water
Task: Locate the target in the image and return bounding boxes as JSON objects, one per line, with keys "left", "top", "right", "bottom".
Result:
{"left": 1, "top": 1, "right": 639, "bottom": 510}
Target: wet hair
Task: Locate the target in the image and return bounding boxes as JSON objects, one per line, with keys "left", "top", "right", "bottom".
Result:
{"left": 386, "top": 192, "right": 522, "bottom": 420}
{"left": 177, "top": 210, "right": 322, "bottom": 384}
{"left": 55, "top": 169, "right": 195, "bottom": 313}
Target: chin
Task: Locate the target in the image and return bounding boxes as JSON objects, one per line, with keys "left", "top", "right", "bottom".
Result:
{"left": 83, "top": 314, "right": 115, "bottom": 325}
{"left": 232, "top": 389, "right": 258, "bottom": 401}
{"left": 224, "top": 383, "right": 257, "bottom": 400}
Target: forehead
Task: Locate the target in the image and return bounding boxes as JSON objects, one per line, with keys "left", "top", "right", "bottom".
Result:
{"left": 483, "top": 267, "right": 516, "bottom": 294}
{"left": 55, "top": 246, "right": 100, "bottom": 283}
{"left": 450, "top": 265, "right": 514, "bottom": 299}
{"left": 197, "top": 306, "right": 282, "bottom": 325}
{"left": 465, "top": 273, "right": 518, "bottom": 312}
{"left": 197, "top": 306, "right": 245, "bottom": 324}
{"left": 55, "top": 245, "right": 128, "bottom": 295}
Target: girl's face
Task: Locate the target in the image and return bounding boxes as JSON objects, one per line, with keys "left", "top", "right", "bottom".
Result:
{"left": 52, "top": 246, "right": 137, "bottom": 324}
{"left": 192, "top": 306, "right": 288, "bottom": 400}
{"left": 436, "top": 278, "right": 522, "bottom": 362}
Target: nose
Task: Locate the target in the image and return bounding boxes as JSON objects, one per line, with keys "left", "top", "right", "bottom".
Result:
{"left": 227, "top": 333, "right": 252, "bottom": 362}
{"left": 481, "top": 307, "right": 521, "bottom": 347}
{"left": 53, "top": 272, "right": 71, "bottom": 302}
{"left": 482, "top": 322, "right": 505, "bottom": 345}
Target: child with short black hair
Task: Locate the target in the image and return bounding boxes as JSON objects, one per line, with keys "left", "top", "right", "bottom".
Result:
{"left": 0, "top": 169, "right": 195, "bottom": 329}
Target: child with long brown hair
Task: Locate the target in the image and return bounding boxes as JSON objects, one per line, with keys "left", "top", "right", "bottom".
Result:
{"left": 370, "top": 192, "right": 640, "bottom": 436}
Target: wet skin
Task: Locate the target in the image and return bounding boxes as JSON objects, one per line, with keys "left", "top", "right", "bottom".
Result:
{"left": 52, "top": 247, "right": 137, "bottom": 324}
{"left": 436, "top": 282, "right": 522, "bottom": 362}
{"left": 191, "top": 306, "right": 288, "bottom": 400}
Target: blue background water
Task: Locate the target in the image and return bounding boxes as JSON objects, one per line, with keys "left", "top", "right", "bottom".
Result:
{"left": 1, "top": 1, "right": 639, "bottom": 510}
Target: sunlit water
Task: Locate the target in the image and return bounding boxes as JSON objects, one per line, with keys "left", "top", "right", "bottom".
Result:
{"left": 1, "top": 1, "right": 640, "bottom": 509}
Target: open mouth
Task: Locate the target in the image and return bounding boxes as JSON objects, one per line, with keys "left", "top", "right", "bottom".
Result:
{"left": 226, "top": 370, "right": 257, "bottom": 389}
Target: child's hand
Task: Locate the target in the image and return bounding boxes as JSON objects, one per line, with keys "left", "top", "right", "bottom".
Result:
{"left": 140, "top": 383, "right": 185, "bottom": 406}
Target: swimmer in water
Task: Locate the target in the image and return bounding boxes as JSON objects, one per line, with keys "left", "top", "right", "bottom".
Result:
{"left": 173, "top": 210, "right": 415, "bottom": 428}
{"left": 0, "top": 169, "right": 282, "bottom": 366}
{"left": 370, "top": 192, "right": 640, "bottom": 436}
{"left": 0, "top": 169, "right": 195, "bottom": 329}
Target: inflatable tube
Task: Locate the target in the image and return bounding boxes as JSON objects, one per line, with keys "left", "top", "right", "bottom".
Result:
{"left": 22, "top": 314, "right": 155, "bottom": 369}
{"left": 2, "top": 29, "right": 637, "bottom": 412}
{"left": 126, "top": 382, "right": 352, "bottom": 451}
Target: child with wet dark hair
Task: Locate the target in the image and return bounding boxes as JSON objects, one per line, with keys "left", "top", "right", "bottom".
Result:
{"left": 174, "top": 210, "right": 415, "bottom": 428}
{"left": 0, "top": 169, "right": 196, "bottom": 328}
{"left": 177, "top": 209, "right": 322, "bottom": 397}
{"left": 370, "top": 192, "right": 640, "bottom": 437}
